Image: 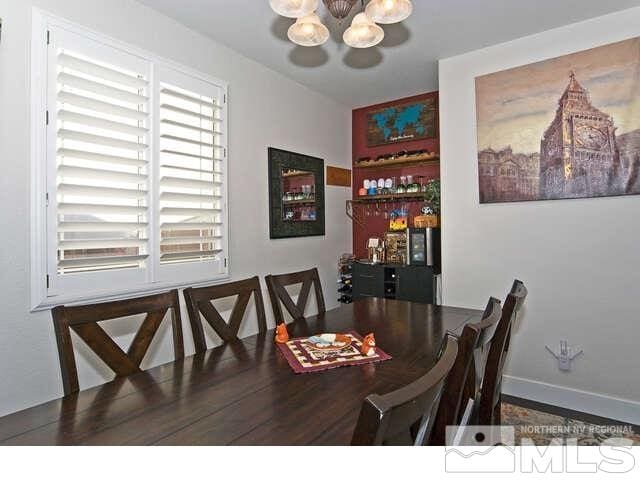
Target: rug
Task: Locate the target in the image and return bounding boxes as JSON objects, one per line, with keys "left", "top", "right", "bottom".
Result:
{"left": 276, "top": 331, "right": 392, "bottom": 374}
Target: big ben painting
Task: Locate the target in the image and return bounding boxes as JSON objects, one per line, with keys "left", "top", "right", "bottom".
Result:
{"left": 476, "top": 37, "right": 640, "bottom": 203}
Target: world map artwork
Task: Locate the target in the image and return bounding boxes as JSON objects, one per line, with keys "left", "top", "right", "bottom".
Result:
{"left": 366, "top": 98, "right": 437, "bottom": 147}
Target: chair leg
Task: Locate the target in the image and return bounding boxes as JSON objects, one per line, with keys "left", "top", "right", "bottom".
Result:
{"left": 493, "top": 395, "right": 502, "bottom": 425}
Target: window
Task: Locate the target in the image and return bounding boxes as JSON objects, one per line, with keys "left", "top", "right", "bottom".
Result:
{"left": 31, "top": 12, "right": 228, "bottom": 309}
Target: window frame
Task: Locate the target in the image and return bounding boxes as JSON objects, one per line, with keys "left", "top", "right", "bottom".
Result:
{"left": 30, "top": 9, "right": 230, "bottom": 311}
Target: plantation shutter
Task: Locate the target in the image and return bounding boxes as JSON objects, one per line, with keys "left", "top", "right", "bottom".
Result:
{"left": 158, "top": 71, "right": 226, "bottom": 266}
{"left": 39, "top": 19, "right": 229, "bottom": 304}
{"left": 53, "top": 40, "right": 150, "bottom": 274}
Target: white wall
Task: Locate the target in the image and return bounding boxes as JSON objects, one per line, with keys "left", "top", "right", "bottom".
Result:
{"left": 0, "top": 0, "right": 352, "bottom": 416}
{"left": 439, "top": 8, "right": 640, "bottom": 424}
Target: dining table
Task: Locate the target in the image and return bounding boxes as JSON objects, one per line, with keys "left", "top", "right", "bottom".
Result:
{"left": 0, "top": 298, "right": 483, "bottom": 445}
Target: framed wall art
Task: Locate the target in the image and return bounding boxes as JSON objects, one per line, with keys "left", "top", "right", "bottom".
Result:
{"left": 366, "top": 97, "right": 437, "bottom": 147}
{"left": 476, "top": 37, "right": 640, "bottom": 204}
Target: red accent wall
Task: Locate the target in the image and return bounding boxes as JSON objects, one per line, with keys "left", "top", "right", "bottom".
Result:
{"left": 352, "top": 91, "right": 440, "bottom": 258}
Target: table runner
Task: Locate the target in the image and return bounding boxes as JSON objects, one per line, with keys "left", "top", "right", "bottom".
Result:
{"left": 276, "top": 331, "right": 392, "bottom": 374}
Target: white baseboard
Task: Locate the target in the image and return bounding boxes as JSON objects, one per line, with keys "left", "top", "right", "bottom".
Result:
{"left": 502, "top": 375, "right": 640, "bottom": 425}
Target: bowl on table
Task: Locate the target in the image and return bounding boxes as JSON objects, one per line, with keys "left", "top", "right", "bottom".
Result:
{"left": 305, "top": 333, "right": 352, "bottom": 352}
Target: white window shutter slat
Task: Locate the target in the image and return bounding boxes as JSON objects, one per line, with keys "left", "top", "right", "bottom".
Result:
{"left": 58, "top": 91, "right": 148, "bottom": 121}
{"left": 58, "top": 110, "right": 149, "bottom": 137}
{"left": 58, "top": 221, "right": 148, "bottom": 233}
{"left": 58, "top": 255, "right": 149, "bottom": 269}
{"left": 57, "top": 148, "right": 148, "bottom": 167}
{"left": 58, "top": 53, "right": 148, "bottom": 88}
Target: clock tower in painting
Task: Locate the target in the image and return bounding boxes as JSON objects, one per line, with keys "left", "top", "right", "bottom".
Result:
{"left": 539, "top": 72, "right": 620, "bottom": 199}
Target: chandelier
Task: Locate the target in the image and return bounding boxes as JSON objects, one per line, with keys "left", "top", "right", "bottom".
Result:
{"left": 269, "top": 0, "right": 413, "bottom": 49}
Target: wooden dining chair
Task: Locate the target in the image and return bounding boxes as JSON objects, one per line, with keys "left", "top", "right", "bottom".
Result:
{"left": 265, "top": 267, "right": 326, "bottom": 324}
{"left": 52, "top": 290, "right": 184, "bottom": 396}
{"left": 477, "top": 279, "right": 528, "bottom": 426}
{"left": 183, "top": 276, "right": 267, "bottom": 353}
{"left": 351, "top": 335, "right": 458, "bottom": 446}
{"left": 430, "top": 297, "right": 502, "bottom": 445}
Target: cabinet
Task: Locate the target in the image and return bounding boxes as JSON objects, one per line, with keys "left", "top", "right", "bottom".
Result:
{"left": 352, "top": 262, "right": 435, "bottom": 304}
{"left": 351, "top": 262, "right": 385, "bottom": 299}
{"left": 396, "top": 266, "right": 434, "bottom": 303}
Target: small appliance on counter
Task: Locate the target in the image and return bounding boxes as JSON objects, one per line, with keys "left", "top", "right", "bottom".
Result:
{"left": 406, "top": 227, "right": 441, "bottom": 272}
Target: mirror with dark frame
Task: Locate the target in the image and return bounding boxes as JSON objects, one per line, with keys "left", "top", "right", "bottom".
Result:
{"left": 268, "top": 148, "right": 325, "bottom": 239}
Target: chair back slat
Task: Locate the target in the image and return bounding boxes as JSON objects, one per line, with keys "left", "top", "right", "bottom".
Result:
{"left": 52, "top": 290, "right": 183, "bottom": 396}
{"left": 58, "top": 293, "right": 176, "bottom": 324}
{"left": 265, "top": 267, "right": 325, "bottom": 324}
{"left": 351, "top": 335, "right": 458, "bottom": 446}
{"left": 183, "top": 276, "right": 267, "bottom": 353}
{"left": 478, "top": 280, "right": 528, "bottom": 425}
{"left": 127, "top": 309, "right": 169, "bottom": 365}
{"left": 430, "top": 297, "right": 502, "bottom": 445}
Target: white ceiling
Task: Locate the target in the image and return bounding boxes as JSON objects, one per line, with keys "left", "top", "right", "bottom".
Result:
{"left": 138, "top": 0, "right": 640, "bottom": 107}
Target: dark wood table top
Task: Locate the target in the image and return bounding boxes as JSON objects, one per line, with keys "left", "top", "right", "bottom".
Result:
{"left": 0, "top": 298, "right": 483, "bottom": 445}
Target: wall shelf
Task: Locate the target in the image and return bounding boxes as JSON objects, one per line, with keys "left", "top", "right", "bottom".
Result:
{"left": 350, "top": 192, "right": 428, "bottom": 204}
{"left": 282, "top": 170, "right": 313, "bottom": 178}
{"left": 283, "top": 199, "right": 316, "bottom": 206}
{"left": 346, "top": 193, "right": 428, "bottom": 227}
{"left": 354, "top": 154, "right": 439, "bottom": 170}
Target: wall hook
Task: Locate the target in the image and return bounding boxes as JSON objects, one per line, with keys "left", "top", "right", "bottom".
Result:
{"left": 545, "top": 340, "right": 583, "bottom": 372}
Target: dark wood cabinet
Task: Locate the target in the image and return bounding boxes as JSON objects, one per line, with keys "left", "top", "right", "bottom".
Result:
{"left": 396, "top": 266, "right": 434, "bottom": 303}
{"left": 352, "top": 262, "right": 385, "bottom": 299}
{"left": 352, "top": 262, "right": 435, "bottom": 304}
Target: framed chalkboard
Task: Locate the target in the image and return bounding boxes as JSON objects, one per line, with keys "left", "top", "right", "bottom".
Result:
{"left": 268, "top": 148, "right": 325, "bottom": 239}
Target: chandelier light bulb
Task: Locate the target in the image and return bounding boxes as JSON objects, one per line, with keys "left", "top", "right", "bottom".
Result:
{"left": 365, "top": 0, "right": 413, "bottom": 24}
{"left": 270, "top": 0, "right": 319, "bottom": 19}
{"left": 288, "top": 13, "right": 330, "bottom": 47}
{"left": 343, "top": 12, "right": 384, "bottom": 49}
